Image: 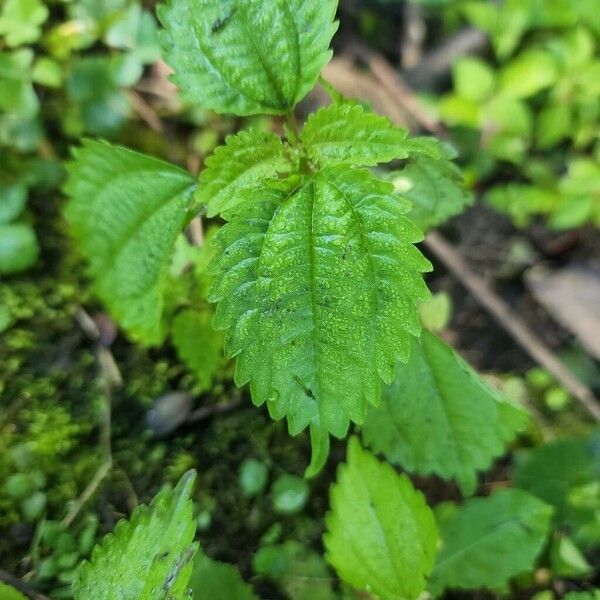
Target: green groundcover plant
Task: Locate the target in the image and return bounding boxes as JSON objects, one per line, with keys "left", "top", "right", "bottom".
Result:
{"left": 2, "top": 0, "right": 600, "bottom": 599}
{"left": 439, "top": 0, "right": 600, "bottom": 229}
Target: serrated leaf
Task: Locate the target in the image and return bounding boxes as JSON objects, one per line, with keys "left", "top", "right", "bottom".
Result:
{"left": 172, "top": 308, "right": 223, "bottom": 393}
{"left": 64, "top": 140, "right": 196, "bottom": 345}
{"left": 208, "top": 168, "right": 431, "bottom": 474}
{"left": 301, "top": 102, "right": 409, "bottom": 167}
{"left": 392, "top": 150, "right": 473, "bottom": 232}
{"left": 158, "top": 0, "right": 338, "bottom": 116}
{"left": 188, "top": 552, "right": 259, "bottom": 600}
{"left": 428, "top": 488, "right": 553, "bottom": 596}
{"left": 324, "top": 437, "right": 438, "bottom": 600}
{"left": 362, "top": 330, "right": 528, "bottom": 495}
{"left": 198, "top": 129, "right": 290, "bottom": 218}
{"left": 74, "top": 471, "right": 198, "bottom": 600}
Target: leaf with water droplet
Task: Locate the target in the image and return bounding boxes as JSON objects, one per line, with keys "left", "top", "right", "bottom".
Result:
{"left": 208, "top": 168, "right": 431, "bottom": 475}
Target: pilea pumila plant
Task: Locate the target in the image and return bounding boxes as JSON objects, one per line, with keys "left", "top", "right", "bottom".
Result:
{"left": 60, "top": 0, "right": 578, "bottom": 598}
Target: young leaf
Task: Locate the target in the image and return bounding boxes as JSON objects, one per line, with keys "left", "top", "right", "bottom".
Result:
{"left": 324, "top": 437, "right": 438, "bottom": 600}
{"left": 362, "top": 330, "right": 529, "bottom": 495}
{"left": 197, "top": 129, "right": 290, "bottom": 218}
{"left": 428, "top": 488, "right": 553, "bottom": 596}
{"left": 301, "top": 102, "right": 409, "bottom": 167}
{"left": 188, "top": 552, "right": 259, "bottom": 600}
{"left": 158, "top": 0, "right": 338, "bottom": 116}
{"left": 64, "top": 140, "right": 196, "bottom": 345}
{"left": 392, "top": 150, "right": 474, "bottom": 232}
{"left": 74, "top": 471, "right": 199, "bottom": 600}
{"left": 208, "top": 168, "right": 431, "bottom": 474}
{"left": 172, "top": 308, "right": 223, "bottom": 393}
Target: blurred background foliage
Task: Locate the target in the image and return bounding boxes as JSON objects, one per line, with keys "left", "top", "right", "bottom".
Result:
{"left": 0, "top": 0, "right": 599, "bottom": 598}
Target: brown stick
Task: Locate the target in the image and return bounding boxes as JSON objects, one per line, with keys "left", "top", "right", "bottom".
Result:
{"left": 339, "top": 48, "right": 600, "bottom": 421}
{"left": 425, "top": 231, "right": 600, "bottom": 421}
{"left": 354, "top": 45, "right": 446, "bottom": 136}
{"left": 0, "top": 569, "right": 50, "bottom": 600}
{"left": 127, "top": 90, "right": 164, "bottom": 133}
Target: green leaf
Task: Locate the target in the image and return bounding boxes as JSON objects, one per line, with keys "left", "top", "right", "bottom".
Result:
{"left": 0, "top": 582, "right": 27, "bottom": 600}
{"left": 301, "top": 102, "right": 410, "bottom": 167}
{"left": 271, "top": 474, "right": 309, "bottom": 514}
{"left": 188, "top": 552, "right": 259, "bottom": 600}
{"left": 418, "top": 292, "right": 452, "bottom": 333}
{"left": 0, "top": 184, "right": 27, "bottom": 223}
{"left": 74, "top": 471, "right": 199, "bottom": 600}
{"left": 208, "top": 168, "right": 431, "bottom": 474}
{"left": 487, "top": 184, "right": 559, "bottom": 227}
{"left": 0, "top": 0, "right": 49, "bottom": 47}
{"left": 324, "top": 437, "right": 438, "bottom": 600}
{"left": 172, "top": 308, "right": 223, "bottom": 393}
{"left": 564, "top": 591, "right": 600, "bottom": 600}
{"left": 253, "top": 541, "right": 336, "bottom": 600}
{"left": 550, "top": 535, "right": 592, "bottom": 578}
{"left": 499, "top": 50, "right": 559, "bottom": 99}
{"left": 362, "top": 330, "right": 529, "bottom": 495}
{"left": 158, "top": 0, "right": 339, "bottom": 115}
{"left": 536, "top": 103, "right": 572, "bottom": 149}
{"left": 0, "top": 223, "right": 39, "bottom": 275}
{"left": 65, "top": 56, "right": 137, "bottom": 137}
{"left": 513, "top": 430, "right": 600, "bottom": 549}
{"left": 198, "top": 129, "right": 290, "bottom": 218}
{"left": 64, "top": 140, "right": 196, "bottom": 345}
{"left": 429, "top": 488, "right": 553, "bottom": 595}
{"left": 239, "top": 458, "right": 268, "bottom": 497}
{"left": 452, "top": 57, "right": 495, "bottom": 102}
{"left": 392, "top": 150, "right": 474, "bottom": 232}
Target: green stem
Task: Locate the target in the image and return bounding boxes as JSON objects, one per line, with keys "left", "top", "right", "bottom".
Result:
{"left": 286, "top": 111, "right": 300, "bottom": 141}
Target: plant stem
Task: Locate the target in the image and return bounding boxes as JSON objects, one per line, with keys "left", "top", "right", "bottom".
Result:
{"left": 286, "top": 111, "right": 300, "bottom": 141}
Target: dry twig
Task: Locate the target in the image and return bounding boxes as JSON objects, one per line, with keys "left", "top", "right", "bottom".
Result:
{"left": 426, "top": 231, "right": 600, "bottom": 422}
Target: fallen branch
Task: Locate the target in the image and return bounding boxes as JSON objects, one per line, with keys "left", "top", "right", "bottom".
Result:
{"left": 353, "top": 45, "right": 446, "bottom": 136}
{"left": 339, "top": 48, "right": 600, "bottom": 422}
{"left": 425, "top": 231, "right": 600, "bottom": 422}
{"left": 405, "top": 27, "right": 488, "bottom": 90}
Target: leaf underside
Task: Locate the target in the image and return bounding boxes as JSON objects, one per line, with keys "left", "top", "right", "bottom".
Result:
{"left": 158, "top": 0, "right": 338, "bottom": 115}
{"left": 208, "top": 168, "right": 431, "bottom": 474}
{"left": 429, "top": 488, "right": 553, "bottom": 596}
{"left": 362, "top": 330, "right": 529, "bottom": 494}
{"left": 324, "top": 437, "right": 438, "bottom": 600}
{"left": 74, "top": 471, "right": 198, "bottom": 600}
{"left": 64, "top": 139, "right": 196, "bottom": 345}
